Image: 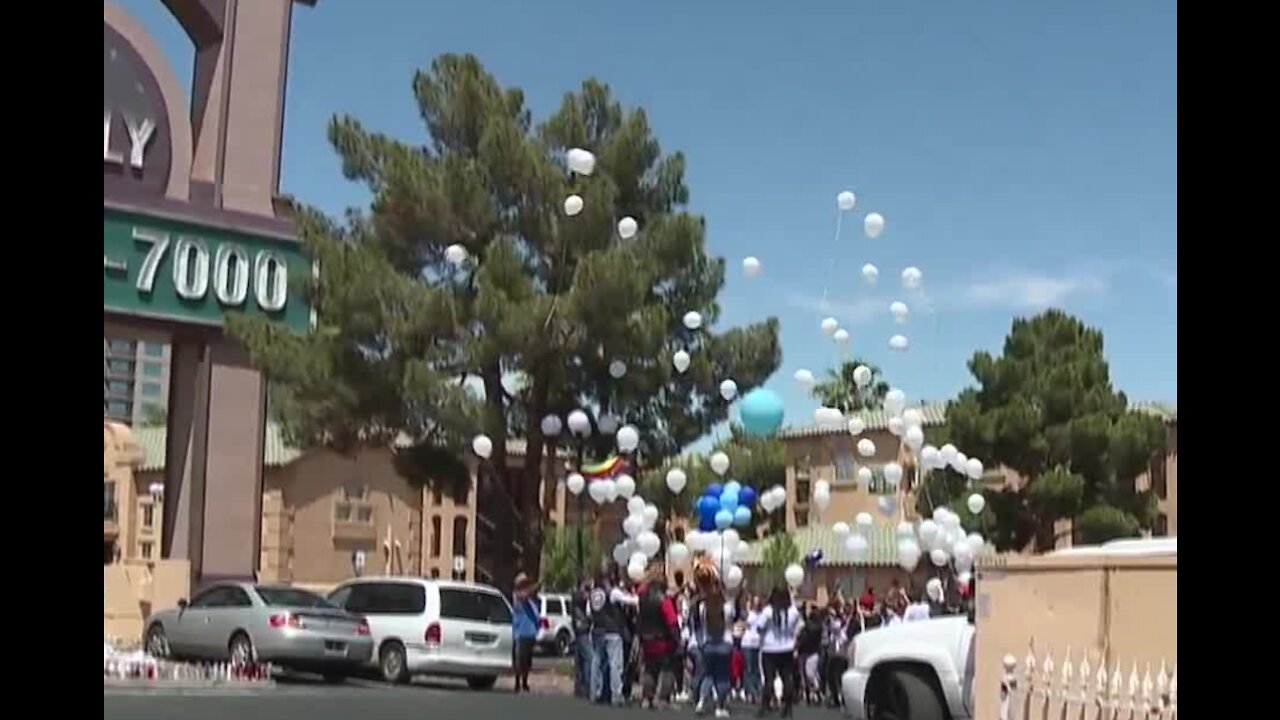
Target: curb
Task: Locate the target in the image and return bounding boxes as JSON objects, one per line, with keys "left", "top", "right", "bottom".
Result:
{"left": 105, "top": 679, "right": 277, "bottom": 691}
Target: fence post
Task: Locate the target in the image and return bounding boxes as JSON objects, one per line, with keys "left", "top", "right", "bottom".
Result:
{"left": 999, "top": 654, "right": 1017, "bottom": 720}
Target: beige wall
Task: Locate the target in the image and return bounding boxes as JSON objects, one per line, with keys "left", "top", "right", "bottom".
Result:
{"left": 973, "top": 553, "right": 1177, "bottom": 717}
{"left": 104, "top": 559, "right": 191, "bottom": 643}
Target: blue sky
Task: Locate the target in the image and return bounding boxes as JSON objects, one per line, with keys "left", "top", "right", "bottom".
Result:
{"left": 120, "top": 0, "right": 1177, "bottom": 442}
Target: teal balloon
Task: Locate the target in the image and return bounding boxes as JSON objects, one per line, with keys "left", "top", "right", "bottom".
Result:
{"left": 739, "top": 388, "right": 785, "bottom": 436}
{"left": 733, "top": 506, "right": 752, "bottom": 527}
{"left": 714, "top": 509, "right": 734, "bottom": 530}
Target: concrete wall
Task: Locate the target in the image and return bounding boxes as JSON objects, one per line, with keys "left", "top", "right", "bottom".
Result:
{"left": 103, "top": 559, "right": 191, "bottom": 644}
{"left": 973, "top": 553, "right": 1177, "bottom": 717}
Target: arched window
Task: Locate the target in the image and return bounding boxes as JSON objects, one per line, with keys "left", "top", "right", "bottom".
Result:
{"left": 452, "top": 517, "right": 469, "bottom": 559}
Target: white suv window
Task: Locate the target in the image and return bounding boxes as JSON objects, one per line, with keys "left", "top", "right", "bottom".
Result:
{"left": 545, "top": 598, "right": 564, "bottom": 616}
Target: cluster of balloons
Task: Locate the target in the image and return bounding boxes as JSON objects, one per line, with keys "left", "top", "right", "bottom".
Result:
{"left": 614, "top": 495, "right": 664, "bottom": 581}
{"left": 832, "top": 512, "right": 878, "bottom": 562}
{"left": 695, "top": 480, "right": 757, "bottom": 532}
{"left": 889, "top": 507, "right": 987, "bottom": 585}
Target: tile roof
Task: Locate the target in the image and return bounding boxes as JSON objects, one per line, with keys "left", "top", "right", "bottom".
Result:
{"left": 129, "top": 422, "right": 536, "bottom": 473}
{"left": 1131, "top": 401, "right": 1178, "bottom": 424}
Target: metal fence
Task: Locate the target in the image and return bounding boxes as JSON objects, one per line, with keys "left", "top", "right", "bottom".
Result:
{"left": 1000, "top": 645, "right": 1177, "bottom": 720}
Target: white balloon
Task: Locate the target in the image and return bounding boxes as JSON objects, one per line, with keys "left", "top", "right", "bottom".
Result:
{"left": 629, "top": 552, "right": 649, "bottom": 570}
{"left": 628, "top": 496, "right": 646, "bottom": 515}
{"left": 890, "top": 301, "right": 910, "bottom": 324}
{"left": 784, "top": 564, "right": 805, "bottom": 589}
{"left": 742, "top": 256, "right": 762, "bottom": 278}
{"left": 623, "top": 514, "right": 643, "bottom": 538}
{"left": 794, "top": 369, "right": 816, "bottom": 387}
{"left": 673, "top": 350, "right": 691, "bottom": 374}
{"left": 837, "top": 191, "right": 857, "bottom": 211}
{"left": 845, "top": 533, "right": 870, "bottom": 561}
{"left": 666, "top": 468, "right": 688, "bottom": 494}
{"left": 852, "top": 365, "right": 873, "bottom": 388}
{"left": 615, "top": 473, "right": 637, "bottom": 499}
{"left": 904, "top": 425, "right": 925, "bottom": 451}
{"left": 920, "top": 445, "right": 941, "bottom": 469}
{"left": 471, "top": 434, "right": 493, "bottom": 459}
{"left": 540, "top": 414, "right": 563, "bottom": 437}
{"left": 770, "top": 486, "right": 788, "bottom": 511}
{"left": 932, "top": 506, "right": 950, "bottom": 523}
{"left": 930, "top": 548, "right": 950, "bottom": 567}
{"left": 847, "top": 416, "right": 866, "bottom": 436}
{"left": 856, "top": 512, "right": 874, "bottom": 530}
{"left": 588, "top": 480, "right": 609, "bottom": 504}
{"left": 637, "top": 531, "right": 661, "bottom": 558}
{"left": 445, "top": 244, "right": 468, "bottom": 265}
{"left": 833, "top": 521, "right": 851, "bottom": 538}
{"left": 902, "top": 408, "right": 923, "bottom": 428}
{"left": 563, "top": 195, "right": 584, "bottom": 216}
{"left": 953, "top": 544, "right": 975, "bottom": 573}
{"left": 721, "top": 528, "right": 741, "bottom": 551}
{"left": 566, "top": 473, "right": 585, "bottom": 496}
{"left": 887, "top": 417, "right": 905, "bottom": 437}
{"left": 568, "top": 409, "right": 593, "bottom": 436}
{"left": 628, "top": 562, "right": 647, "bottom": 582}
{"left": 966, "top": 458, "right": 985, "bottom": 480}
{"left": 710, "top": 451, "right": 731, "bottom": 476}
{"left": 820, "top": 317, "right": 840, "bottom": 336}
{"left": 918, "top": 520, "right": 940, "bottom": 545}
{"left": 953, "top": 452, "right": 969, "bottom": 474}
{"left": 896, "top": 521, "right": 915, "bottom": 539}
{"left": 719, "top": 379, "right": 738, "bottom": 401}
{"left": 967, "top": 532, "right": 985, "bottom": 550}
{"left": 682, "top": 311, "right": 703, "bottom": 330}
{"left": 884, "top": 389, "right": 906, "bottom": 416}
{"left": 609, "top": 360, "right": 628, "bottom": 378}
{"left": 926, "top": 578, "right": 945, "bottom": 603}
{"left": 889, "top": 334, "right": 910, "bottom": 352}
{"left": 668, "top": 542, "right": 690, "bottom": 566}
{"left": 566, "top": 148, "right": 596, "bottom": 176}
{"left": 725, "top": 565, "right": 745, "bottom": 589}
{"left": 618, "top": 216, "right": 639, "bottom": 239}
{"left": 883, "top": 462, "right": 904, "bottom": 487}
{"left": 816, "top": 407, "right": 844, "bottom": 428}
{"left": 599, "top": 479, "right": 618, "bottom": 503}
{"left": 597, "top": 414, "right": 619, "bottom": 435}
{"left": 967, "top": 493, "right": 987, "bottom": 515}
{"left": 857, "top": 438, "right": 876, "bottom": 457}
{"left": 616, "top": 425, "right": 640, "bottom": 453}
{"left": 613, "top": 543, "right": 631, "bottom": 565}
{"left": 957, "top": 571, "right": 973, "bottom": 587}
{"left": 685, "top": 531, "right": 706, "bottom": 553}
{"left": 864, "top": 212, "right": 885, "bottom": 239}
{"left": 734, "top": 541, "right": 751, "bottom": 562}
{"left": 813, "top": 484, "right": 831, "bottom": 511}
{"left": 898, "top": 541, "right": 921, "bottom": 571}
{"left": 833, "top": 328, "right": 851, "bottom": 344}
{"left": 940, "top": 444, "right": 958, "bottom": 466}
{"left": 861, "top": 263, "right": 880, "bottom": 284}
{"left": 901, "top": 266, "right": 923, "bottom": 290}
{"left": 643, "top": 504, "right": 660, "bottom": 525}
{"left": 856, "top": 466, "right": 873, "bottom": 488}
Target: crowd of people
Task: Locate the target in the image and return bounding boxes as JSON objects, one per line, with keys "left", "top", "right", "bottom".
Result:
{"left": 513, "top": 560, "right": 974, "bottom": 716}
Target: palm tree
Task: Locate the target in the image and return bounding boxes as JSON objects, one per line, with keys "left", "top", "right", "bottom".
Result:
{"left": 811, "top": 358, "right": 890, "bottom": 413}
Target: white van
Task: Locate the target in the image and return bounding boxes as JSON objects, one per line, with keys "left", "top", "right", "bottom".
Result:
{"left": 326, "top": 577, "right": 514, "bottom": 689}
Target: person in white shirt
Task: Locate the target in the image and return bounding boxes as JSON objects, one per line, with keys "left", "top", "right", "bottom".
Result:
{"left": 740, "top": 595, "right": 764, "bottom": 704}
{"left": 753, "top": 586, "right": 801, "bottom": 718}
{"left": 691, "top": 586, "right": 736, "bottom": 717}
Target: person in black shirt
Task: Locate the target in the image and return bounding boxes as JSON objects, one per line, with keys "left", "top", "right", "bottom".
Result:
{"left": 570, "top": 577, "right": 594, "bottom": 699}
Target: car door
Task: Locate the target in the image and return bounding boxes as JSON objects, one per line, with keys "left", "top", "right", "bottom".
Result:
{"left": 475, "top": 590, "right": 514, "bottom": 666}
{"left": 436, "top": 587, "right": 491, "bottom": 667}
{"left": 203, "top": 586, "right": 255, "bottom": 659}
{"left": 340, "top": 581, "right": 427, "bottom": 667}
{"left": 173, "top": 586, "right": 235, "bottom": 658}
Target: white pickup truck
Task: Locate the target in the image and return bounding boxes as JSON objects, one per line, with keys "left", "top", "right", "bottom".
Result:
{"left": 841, "top": 537, "right": 1176, "bottom": 720}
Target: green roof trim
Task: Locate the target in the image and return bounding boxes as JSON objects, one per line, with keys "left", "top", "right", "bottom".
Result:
{"left": 737, "top": 523, "right": 901, "bottom": 568}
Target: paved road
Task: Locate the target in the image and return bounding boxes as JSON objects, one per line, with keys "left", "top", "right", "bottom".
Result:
{"left": 104, "top": 679, "right": 845, "bottom": 720}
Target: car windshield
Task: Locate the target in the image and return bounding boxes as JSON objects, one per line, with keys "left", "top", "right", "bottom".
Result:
{"left": 255, "top": 587, "right": 335, "bottom": 609}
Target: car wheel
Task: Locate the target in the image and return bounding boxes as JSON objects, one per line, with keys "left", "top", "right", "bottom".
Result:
{"left": 868, "top": 668, "right": 946, "bottom": 720}
{"left": 144, "top": 624, "right": 171, "bottom": 659}
{"left": 379, "top": 641, "right": 409, "bottom": 684}
{"left": 556, "top": 630, "right": 572, "bottom": 657}
{"left": 228, "top": 633, "right": 256, "bottom": 666}
{"left": 466, "top": 675, "right": 497, "bottom": 691}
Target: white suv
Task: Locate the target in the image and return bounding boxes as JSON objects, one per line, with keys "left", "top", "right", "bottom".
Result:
{"left": 536, "top": 594, "right": 575, "bottom": 656}
{"left": 326, "top": 577, "right": 513, "bottom": 689}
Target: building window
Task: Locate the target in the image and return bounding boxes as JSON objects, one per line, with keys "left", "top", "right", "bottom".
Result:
{"left": 343, "top": 485, "right": 368, "bottom": 501}
{"left": 104, "top": 482, "right": 117, "bottom": 520}
{"left": 143, "top": 362, "right": 163, "bottom": 378}
{"left": 107, "top": 381, "right": 131, "bottom": 396}
{"left": 106, "top": 401, "right": 131, "bottom": 420}
{"left": 141, "top": 382, "right": 162, "bottom": 397}
{"left": 430, "top": 516, "right": 442, "bottom": 558}
{"left": 431, "top": 486, "right": 442, "bottom": 506}
{"left": 143, "top": 343, "right": 165, "bottom": 358}
{"left": 835, "top": 451, "right": 857, "bottom": 481}
{"left": 140, "top": 541, "right": 153, "bottom": 559}
{"left": 451, "top": 482, "right": 469, "bottom": 506}
{"left": 108, "top": 339, "right": 134, "bottom": 354}
{"left": 355, "top": 505, "right": 373, "bottom": 523}
{"left": 793, "top": 506, "right": 809, "bottom": 528}
{"left": 452, "top": 517, "right": 469, "bottom": 559}
{"left": 430, "top": 568, "right": 440, "bottom": 579}
{"left": 141, "top": 503, "right": 154, "bottom": 530}
{"left": 334, "top": 503, "right": 352, "bottom": 522}
{"left": 108, "top": 360, "right": 133, "bottom": 375}
{"left": 1154, "top": 513, "right": 1169, "bottom": 536}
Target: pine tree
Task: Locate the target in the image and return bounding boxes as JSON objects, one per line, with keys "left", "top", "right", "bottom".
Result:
{"left": 229, "top": 54, "right": 781, "bottom": 581}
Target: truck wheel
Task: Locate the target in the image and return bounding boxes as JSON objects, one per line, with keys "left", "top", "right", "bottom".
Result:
{"left": 869, "top": 668, "right": 946, "bottom": 720}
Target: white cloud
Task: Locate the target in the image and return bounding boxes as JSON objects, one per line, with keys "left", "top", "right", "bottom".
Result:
{"left": 961, "top": 271, "right": 1109, "bottom": 310}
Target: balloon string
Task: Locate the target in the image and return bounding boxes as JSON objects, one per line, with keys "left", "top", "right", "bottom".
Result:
{"left": 819, "top": 211, "right": 844, "bottom": 313}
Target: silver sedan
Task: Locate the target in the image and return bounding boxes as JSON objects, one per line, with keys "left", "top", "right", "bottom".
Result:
{"left": 144, "top": 583, "right": 374, "bottom": 682}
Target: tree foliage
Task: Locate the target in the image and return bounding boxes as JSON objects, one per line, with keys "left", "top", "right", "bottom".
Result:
{"left": 541, "top": 524, "right": 602, "bottom": 592}
{"left": 938, "top": 310, "right": 1166, "bottom": 551}
{"left": 811, "top": 358, "right": 890, "bottom": 413}
{"left": 758, "top": 532, "right": 800, "bottom": 592}
{"left": 228, "top": 54, "right": 781, "bottom": 580}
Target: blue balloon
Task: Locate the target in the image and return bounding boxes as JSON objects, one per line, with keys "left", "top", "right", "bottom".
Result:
{"left": 714, "top": 509, "right": 734, "bottom": 530}
{"left": 697, "top": 495, "right": 721, "bottom": 521}
{"left": 733, "top": 506, "right": 752, "bottom": 527}
{"left": 739, "top": 388, "right": 786, "bottom": 437}
{"left": 720, "top": 490, "right": 740, "bottom": 512}
{"left": 724, "top": 481, "right": 742, "bottom": 496}
{"left": 699, "top": 515, "right": 717, "bottom": 532}
{"left": 706, "top": 482, "right": 724, "bottom": 498}
{"left": 740, "top": 486, "right": 758, "bottom": 509}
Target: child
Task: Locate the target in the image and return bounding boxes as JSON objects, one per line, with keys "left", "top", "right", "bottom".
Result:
{"left": 729, "top": 625, "right": 746, "bottom": 701}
